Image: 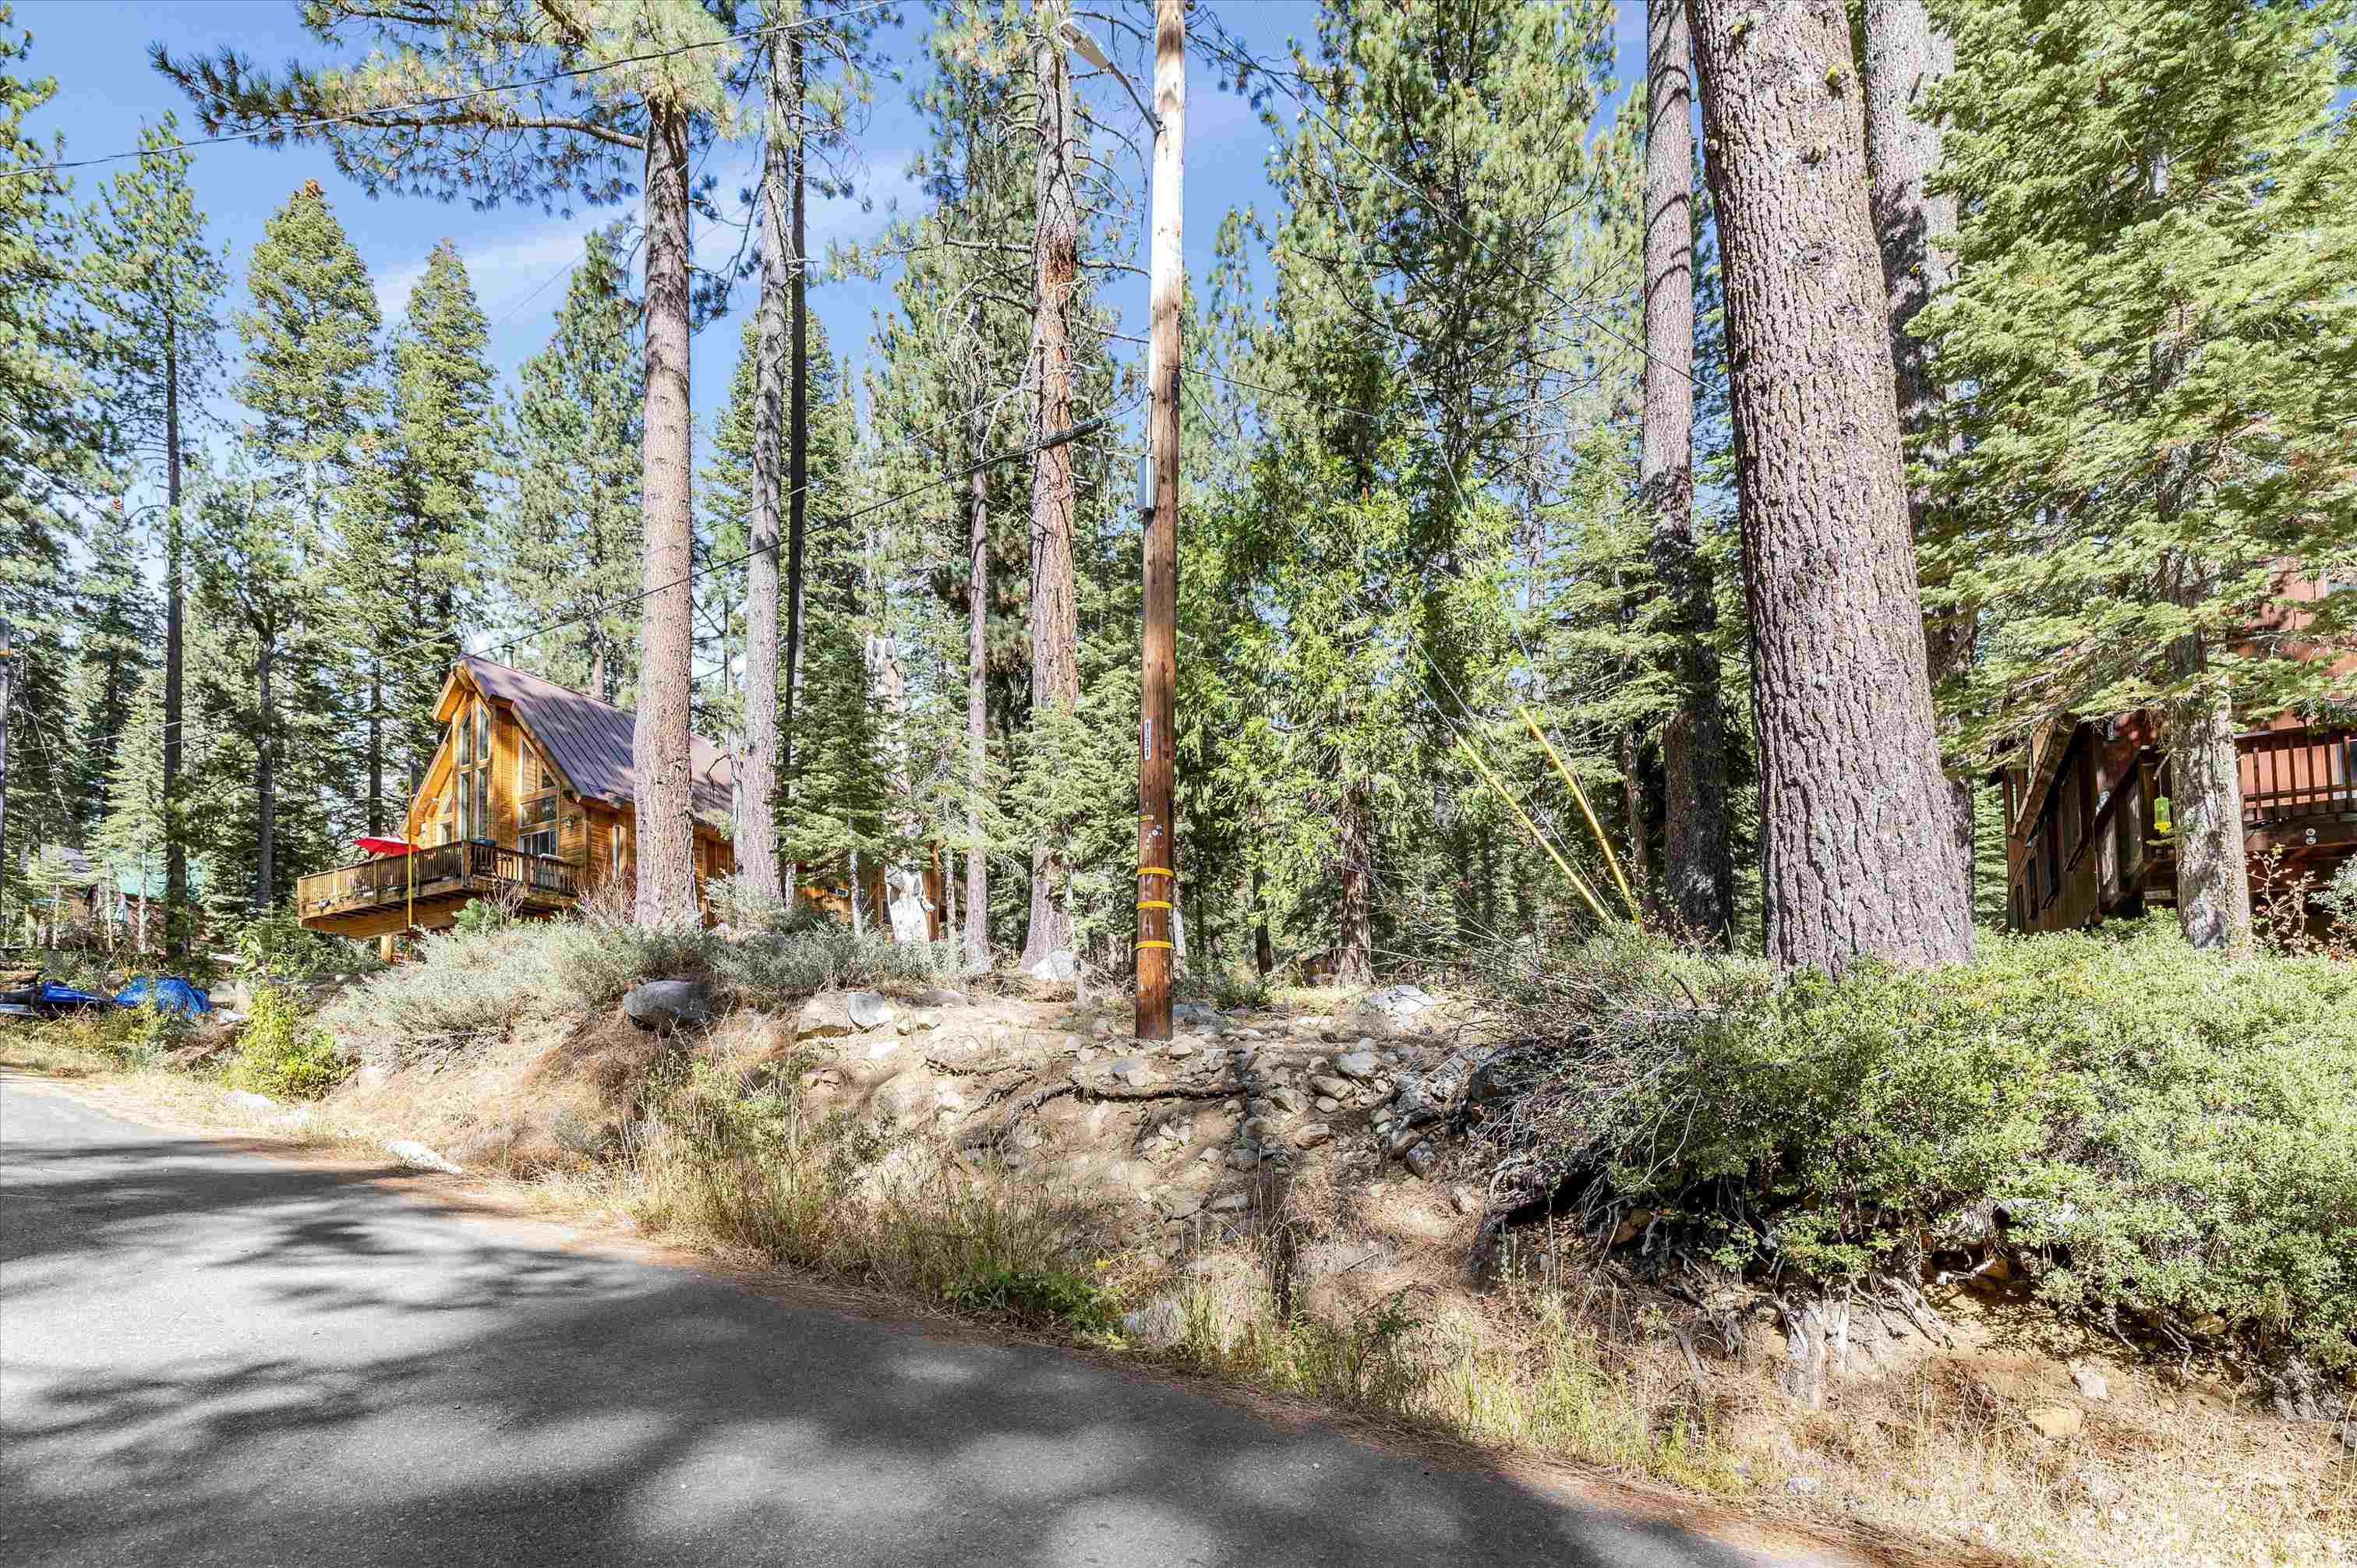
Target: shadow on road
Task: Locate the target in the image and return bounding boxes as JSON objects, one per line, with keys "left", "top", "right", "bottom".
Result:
{"left": 0, "top": 1104, "right": 1932, "bottom": 1567}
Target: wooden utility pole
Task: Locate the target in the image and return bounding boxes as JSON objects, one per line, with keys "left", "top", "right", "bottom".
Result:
{"left": 1135, "top": 0, "right": 1184, "bottom": 1040}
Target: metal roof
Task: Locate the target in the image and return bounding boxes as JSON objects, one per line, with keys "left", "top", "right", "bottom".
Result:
{"left": 459, "top": 656, "right": 735, "bottom": 825}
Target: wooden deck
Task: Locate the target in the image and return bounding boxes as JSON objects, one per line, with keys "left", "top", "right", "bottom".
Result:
{"left": 295, "top": 842, "right": 581, "bottom": 939}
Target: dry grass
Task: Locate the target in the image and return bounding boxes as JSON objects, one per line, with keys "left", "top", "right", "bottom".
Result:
{"left": 9, "top": 1012, "right": 2351, "bottom": 1568}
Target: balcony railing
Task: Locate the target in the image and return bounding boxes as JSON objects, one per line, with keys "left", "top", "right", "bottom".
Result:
{"left": 2240, "top": 724, "right": 2357, "bottom": 825}
{"left": 295, "top": 840, "right": 579, "bottom": 920}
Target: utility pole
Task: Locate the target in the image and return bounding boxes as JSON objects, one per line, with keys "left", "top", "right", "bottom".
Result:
{"left": 1133, "top": 0, "right": 1184, "bottom": 1040}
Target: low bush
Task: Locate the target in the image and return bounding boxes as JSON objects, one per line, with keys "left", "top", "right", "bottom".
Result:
{"left": 1473, "top": 919, "right": 2357, "bottom": 1372}
{"left": 230, "top": 906, "right": 376, "bottom": 987}
{"left": 942, "top": 1263, "right": 1118, "bottom": 1331}
{"left": 228, "top": 984, "right": 345, "bottom": 1099}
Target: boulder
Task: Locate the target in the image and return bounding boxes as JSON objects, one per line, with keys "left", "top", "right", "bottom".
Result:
{"left": 624, "top": 979, "right": 711, "bottom": 1031}
{"left": 2072, "top": 1365, "right": 2111, "bottom": 1402}
{"left": 868, "top": 1069, "right": 940, "bottom": 1128}
{"left": 2027, "top": 1405, "right": 2084, "bottom": 1441}
{"left": 797, "top": 991, "right": 860, "bottom": 1037}
{"left": 1104, "top": 1058, "right": 1154, "bottom": 1089}
{"left": 387, "top": 1139, "right": 464, "bottom": 1174}
{"left": 1333, "top": 1052, "right": 1381, "bottom": 1082}
{"left": 1293, "top": 1123, "right": 1334, "bottom": 1150}
{"left": 1027, "top": 948, "right": 1079, "bottom": 982}
{"left": 846, "top": 990, "right": 896, "bottom": 1031}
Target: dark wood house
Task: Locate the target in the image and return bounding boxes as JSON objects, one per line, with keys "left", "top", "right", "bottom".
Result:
{"left": 1997, "top": 577, "right": 2356, "bottom": 933}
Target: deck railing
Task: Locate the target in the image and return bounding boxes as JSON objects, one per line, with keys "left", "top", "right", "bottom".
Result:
{"left": 2239, "top": 724, "right": 2357, "bottom": 825}
{"left": 295, "top": 841, "right": 578, "bottom": 918}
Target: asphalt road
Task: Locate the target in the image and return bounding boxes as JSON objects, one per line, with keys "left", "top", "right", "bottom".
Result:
{"left": 1, "top": 1076, "right": 1829, "bottom": 1568}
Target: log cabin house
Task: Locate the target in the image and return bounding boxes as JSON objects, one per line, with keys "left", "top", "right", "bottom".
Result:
{"left": 1997, "top": 577, "right": 2356, "bottom": 934}
{"left": 295, "top": 657, "right": 949, "bottom": 954}
{"left": 295, "top": 657, "right": 739, "bottom": 950}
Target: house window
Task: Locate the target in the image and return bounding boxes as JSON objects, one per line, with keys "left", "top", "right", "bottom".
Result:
{"left": 518, "top": 740, "right": 559, "bottom": 859}
{"left": 453, "top": 699, "right": 492, "bottom": 844}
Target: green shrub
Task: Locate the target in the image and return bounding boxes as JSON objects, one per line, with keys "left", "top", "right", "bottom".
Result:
{"left": 230, "top": 906, "right": 373, "bottom": 987}
{"left": 942, "top": 1263, "right": 1118, "bottom": 1332}
{"left": 712, "top": 927, "right": 952, "bottom": 1003}
{"left": 228, "top": 984, "right": 345, "bottom": 1099}
{"left": 1481, "top": 919, "right": 2357, "bottom": 1371}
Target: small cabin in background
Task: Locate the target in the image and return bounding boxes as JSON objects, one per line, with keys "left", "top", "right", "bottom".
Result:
{"left": 296, "top": 657, "right": 738, "bottom": 948}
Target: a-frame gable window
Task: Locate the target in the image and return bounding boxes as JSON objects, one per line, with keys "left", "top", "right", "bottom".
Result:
{"left": 453, "top": 697, "right": 492, "bottom": 845}
{"left": 518, "top": 734, "right": 559, "bottom": 859}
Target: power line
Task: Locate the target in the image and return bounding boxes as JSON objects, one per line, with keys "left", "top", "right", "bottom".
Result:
{"left": 3, "top": 3, "right": 894, "bottom": 182}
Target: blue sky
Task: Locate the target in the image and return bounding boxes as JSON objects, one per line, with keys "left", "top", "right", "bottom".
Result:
{"left": 19, "top": 1, "right": 1643, "bottom": 519}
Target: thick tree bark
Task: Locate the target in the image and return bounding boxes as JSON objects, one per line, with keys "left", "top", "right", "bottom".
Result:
{"left": 1620, "top": 724, "right": 1652, "bottom": 906}
{"left": 1020, "top": 4, "right": 1081, "bottom": 969}
{"left": 1642, "top": 0, "right": 1735, "bottom": 941}
{"left": 2164, "top": 630, "right": 2252, "bottom": 950}
{"left": 1861, "top": 0, "right": 1973, "bottom": 916}
{"left": 964, "top": 402, "right": 991, "bottom": 973}
{"left": 1688, "top": 0, "right": 1971, "bottom": 972}
{"left": 1252, "top": 861, "right": 1275, "bottom": 977}
{"left": 631, "top": 103, "right": 701, "bottom": 927}
{"left": 1335, "top": 781, "right": 1376, "bottom": 987}
{"left": 163, "top": 311, "right": 188, "bottom": 954}
{"left": 779, "top": 34, "right": 811, "bottom": 829}
{"left": 738, "top": 26, "right": 796, "bottom": 907}
{"left": 255, "top": 634, "right": 275, "bottom": 912}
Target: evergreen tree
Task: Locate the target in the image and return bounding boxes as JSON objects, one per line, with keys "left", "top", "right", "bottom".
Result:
{"left": 238, "top": 180, "right": 383, "bottom": 530}
{"left": 350, "top": 238, "right": 497, "bottom": 825}
{"left": 157, "top": 0, "right": 740, "bottom": 928}
{"left": 77, "top": 111, "right": 228, "bottom": 954}
{"left": 69, "top": 510, "right": 157, "bottom": 835}
{"left": 1921, "top": 0, "right": 2357, "bottom": 949}
{"left": 92, "top": 665, "right": 168, "bottom": 951}
{"left": 504, "top": 228, "right": 645, "bottom": 703}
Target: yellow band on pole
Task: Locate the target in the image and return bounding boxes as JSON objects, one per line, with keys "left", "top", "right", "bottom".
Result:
{"left": 1518, "top": 704, "right": 1641, "bottom": 925}
{"left": 1137, "top": 940, "right": 1174, "bottom": 949}
{"left": 1139, "top": 899, "right": 1173, "bottom": 909}
{"left": 1137, "top": 867, "right": 1174, "bottom": 878}
{"left": 1455, "top": 732, "right": 1610, "bottom": 924}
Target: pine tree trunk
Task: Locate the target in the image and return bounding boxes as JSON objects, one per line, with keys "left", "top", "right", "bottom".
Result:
{"left": 1643, "top": 0, "right": 1736, "bottom": 942}
{"left": 964, "top": 403, "right": 991, "bottom": 973}
{"left": 632, "top": 102, "right": 701, "bottom": 928}
{"left": 779, "top": 33, "right": 811, "bottom": 835}
{"left": 1020, "top": 5, "right": 1082, "bottom": 969}
{"left": 256, "top": 632, "right": 275, "bottom": 912}
{"left": 1253, "top": 862, "right": 1275, "bottom": 977}
{"left": 738, "top": 26, "right": 796, "bottom": 906}
{"left": 2164, "top": 631, "right": 2251, "bottom": 950}
{"left": 163, "top": 310, "right": 188, "bottom": 955}
{"left": 1689, "top": 0, "right": 1970, "bottom": 973}
{"left": 1861, "top": 0, "right": 1974, "bottom": 916}
{"left": 1620, "top": 724, "right": 1652, "bottom": 906}
{"left": 1336, "top": 781, "right": 1375, "bottom": 987}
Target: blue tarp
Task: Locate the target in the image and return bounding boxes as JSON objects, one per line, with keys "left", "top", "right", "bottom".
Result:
{"left": 115, "top": 976, "right": 211, "bottom": 1017}
{"left": 41, "top": 982, "right": 117, "bottom": 1008}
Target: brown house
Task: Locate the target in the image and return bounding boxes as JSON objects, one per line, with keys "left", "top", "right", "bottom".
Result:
{"left": 296, "top": 658, "right": 739, "bottom": 946}
{"left": 1997, "top": 579, "right": 2357, "bottom": 933}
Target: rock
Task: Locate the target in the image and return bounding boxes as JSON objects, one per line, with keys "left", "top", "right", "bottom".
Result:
{"left": 227, "top": 1089, "right": 277, "bottom": 1111}
{"left": 1101, "top": 1057, "right": 1154, "bottom": 1088}
{"left": 843, "top": 990, "right": 896, "bottom": 1030}
{"left": 916, "top": 987, "right": 970, "bottom": 1008}
{"left": 387, "top": 1139, "right": 464, "bottom": 1174}
{"left": 1267, "top": 1085, "right": 1303, "bottom": 1114}
{"left": 1450, "top": 1185, "right": 1479, "bottom": 1216}
{"left": 1309, "top": 1074, "right": 1353, "bottom": 1100}
{"left": 1783, "top": 1475, "right": 1822, "bottom": 1497}
{"left": 1076, "top": 1046, "right": 1098, "bottom": 1064}
{"left": 2027, "top": 1405, "right": 2084, "bottom": 1441}
{"left": 1167, "top": 1040, "right": 1196, "bottom": 1059}
{"left": 869, "top": 1070, "right": 941, "bottom": 1128}
{"left": 1315, "top": 1097, "right": 1340, "bottom": 1114}
{"left": 797, "top": 991, "right": 859, "bottom": 1037}
{"left": 1027, "top": 948, "right": 1079, "bottom": 982}
{"left": 1333, "top": 1051, "right": 1380, "bottom": 1082}
{"left": 1207, "top": 1192, "right": 1250, "bottom": 1213}
{"left": 1403, "top": 1140, "right": 1439, "bottom": 1178}
{"left": 624, "top": 978, "right": 711, "bottom": 1030}
{"left": 1121, "top": 1298, "right": 1187, "bottom": 1348}
{"left": 1294, "top": 1123, "right": 1335, "bottom": 1150}
{"left": 2072, "top": 1365, "right": 2111, "bottom": 1402}
{"left": 1157, "top": 1188, "right": 1203, "bottom": 1220}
